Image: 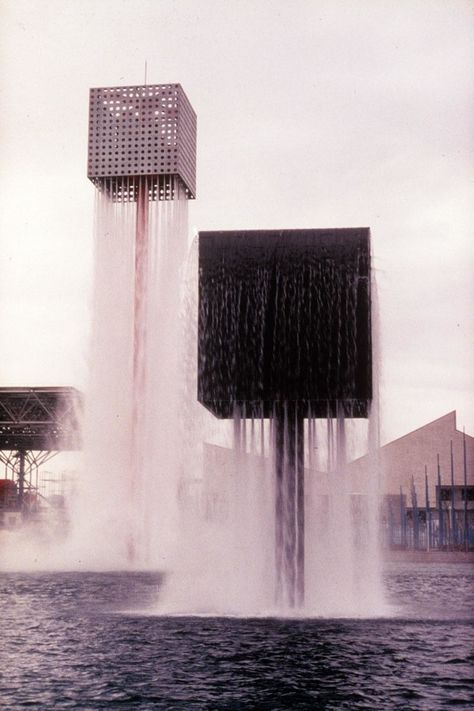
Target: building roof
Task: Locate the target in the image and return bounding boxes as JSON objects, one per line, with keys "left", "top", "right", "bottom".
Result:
{"left": 0, "top": 387, "right": 82, "bottom": 451}
{"left": 383, "top": 411, "right": 471, "bottom": 447}
{"left": 352, "top": 411, "right": 473, "bottom": 467}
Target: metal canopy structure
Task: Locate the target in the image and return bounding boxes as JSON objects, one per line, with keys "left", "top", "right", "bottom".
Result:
{"left": 0, "top": 387, "right": 82, "bottom": 512}
{"left": 0, "top": 387, "right": 82, "bottom": 452}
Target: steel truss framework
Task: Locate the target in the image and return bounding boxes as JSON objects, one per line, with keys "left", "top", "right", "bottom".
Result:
{"left": 0, "top": 387, "right": 82, "bottom": 509}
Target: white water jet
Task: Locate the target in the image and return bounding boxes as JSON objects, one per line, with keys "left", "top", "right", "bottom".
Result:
{"left": 158, "top": 413, "right": 386, "bottom": 617}
{"left": 62, "top": 202, "right": 386, "bottom": 616}
{"left": 66, "top": 177, "right": 189, "bottom": 570}
{"left": 0, "top": 194, "right": 386, "bottom": 618}
{"left": 0, "top": 79, "right": 387, "bottom": 616}
{"left": 157, "top": 228, "right": 386, "bottom": 616}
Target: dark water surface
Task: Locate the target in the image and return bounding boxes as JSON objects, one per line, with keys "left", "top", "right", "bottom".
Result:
{"left": 0, "top": 564, "right": 472, "bottom": 710}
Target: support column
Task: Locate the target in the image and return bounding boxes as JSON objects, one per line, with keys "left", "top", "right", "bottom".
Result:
{"left": 17, "top": 449, "right": 26, "bottom": 511}
{"left": 274, "top": 402, "right": 305, "bottom": 608}
{"left": 425, "top": 467, "right": 431, "bottom": 551}
{"left": 437, "top": 455, "right": 444, "bottom": 548}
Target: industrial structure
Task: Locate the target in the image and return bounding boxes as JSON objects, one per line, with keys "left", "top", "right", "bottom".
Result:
{"left": 198, "top": 228, "right": 372, "bottom": 606}
{"left": 0, "top": 387, "right": 81, "bottom": 527}
{"left": 87, "top": 83, "right": 197, "bottom": 562}
{"left": 87, "top": 83, "right": 196, "bottom": 392}
{"left": 87, "top": 83, "right": 196, "bottom": 201}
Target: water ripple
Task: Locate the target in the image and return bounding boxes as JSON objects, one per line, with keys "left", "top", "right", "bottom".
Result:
{"left": 0, "top": 565, "right": 473, "bottom": 709}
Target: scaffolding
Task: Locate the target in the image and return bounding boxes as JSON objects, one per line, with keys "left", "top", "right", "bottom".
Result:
{"left": 0, "top": 387, "right": 82, "bottom": 522}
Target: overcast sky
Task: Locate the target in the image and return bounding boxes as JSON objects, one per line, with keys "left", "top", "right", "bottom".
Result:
{"left": 0, "top": 0, "right": 472, "bottom": 443}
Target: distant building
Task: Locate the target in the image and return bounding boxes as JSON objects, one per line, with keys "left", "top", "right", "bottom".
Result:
{"left": 348, "top": 412, "right": 473, "bottom": 548}
{"left": 201, "top": 411, "right": 473, "bottom": 550}
{"left": 348, "top": 411, "right": 473, "bottom": 507}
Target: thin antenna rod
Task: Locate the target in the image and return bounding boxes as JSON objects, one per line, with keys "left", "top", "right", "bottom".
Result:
{"left": 144, "top": 60, "right": 147, "bottom": 86}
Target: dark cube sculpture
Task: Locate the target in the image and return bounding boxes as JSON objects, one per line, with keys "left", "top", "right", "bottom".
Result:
{"left": 198, "top": 228, "right": 372, "bottom": 607}
{"left": 198, "top": 228, "right": 371, "bottom": 418}
{"left": 198, "top": 228, "right": 372, "bottom": 604}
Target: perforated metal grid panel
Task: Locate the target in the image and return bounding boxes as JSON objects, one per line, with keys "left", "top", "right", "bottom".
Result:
{"left": 87, "top": 84, "right": 196, "bottom": 200}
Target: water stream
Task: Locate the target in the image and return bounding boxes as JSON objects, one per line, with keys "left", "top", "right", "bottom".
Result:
{"left": 1, "top": 188, "right": 385, "bottom": 617}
